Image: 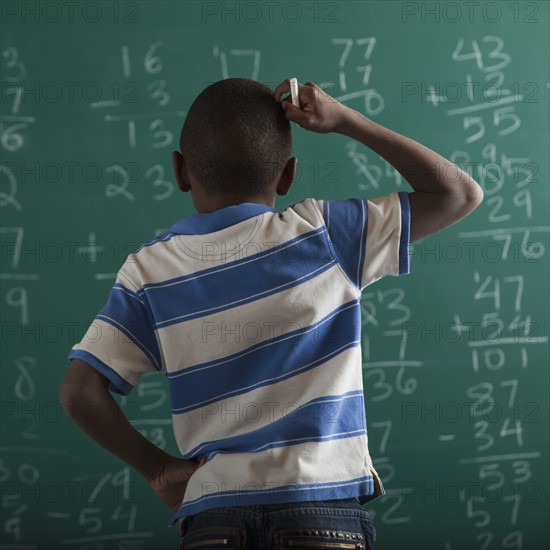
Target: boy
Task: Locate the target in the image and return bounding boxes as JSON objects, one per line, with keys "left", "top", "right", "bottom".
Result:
{"left": 60, "top": 78, "right": 483, "bottom": 548}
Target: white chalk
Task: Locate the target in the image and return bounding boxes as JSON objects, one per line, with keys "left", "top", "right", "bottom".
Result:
{"left": 289, "top": 78, "right": 299, "bottom": 108}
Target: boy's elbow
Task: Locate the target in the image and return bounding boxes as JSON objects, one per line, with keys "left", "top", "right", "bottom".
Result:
{"left": 466, "top": 179, "right": 484, "bottom": 209}
{"left": 457, "top": 178, "right": 484, "bottom": 217}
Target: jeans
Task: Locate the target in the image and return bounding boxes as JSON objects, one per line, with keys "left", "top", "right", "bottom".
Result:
{"left": 177, "top": 497, "right": 376, "bottom": 549}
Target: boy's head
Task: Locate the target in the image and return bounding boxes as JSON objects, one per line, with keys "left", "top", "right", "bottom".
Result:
{"left": 173, "top": 78, "right": 297, "bottom": 213}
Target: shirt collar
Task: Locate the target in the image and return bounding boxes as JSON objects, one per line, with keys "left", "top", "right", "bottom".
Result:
{"left": 171, "top": 202, "right": 278, "bottom": 235}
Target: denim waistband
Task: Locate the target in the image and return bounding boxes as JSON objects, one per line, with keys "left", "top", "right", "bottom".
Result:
{"left": 187, "top": 497, "right": 363, "bottom": 521}
{"left": 177, "top": 497, "right": 364, "bottom": 537}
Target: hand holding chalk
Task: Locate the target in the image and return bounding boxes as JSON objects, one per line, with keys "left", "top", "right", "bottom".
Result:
{"left": 275, "top": 79, "right": 351, "bottom": 134}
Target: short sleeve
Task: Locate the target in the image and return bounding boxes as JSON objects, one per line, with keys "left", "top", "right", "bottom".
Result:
{"left": 67, "top": 262, "right": 163, "bottom": 395}
{"left": 317, "top": 191, "right": 411, "bottom": 291}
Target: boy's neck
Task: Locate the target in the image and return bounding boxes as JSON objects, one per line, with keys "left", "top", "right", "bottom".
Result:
{"left": 195, "top": 194, "right": 275, "bottom": 214}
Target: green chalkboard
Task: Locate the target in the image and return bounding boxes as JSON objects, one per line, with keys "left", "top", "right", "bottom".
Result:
{"left": 1, "top": 1, "right": 548, "bottom": 548}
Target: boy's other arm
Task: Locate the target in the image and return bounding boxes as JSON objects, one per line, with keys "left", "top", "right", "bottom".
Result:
{"left": 275, "top": 80, "right": 484, "bottom": 242}
{"left": 59, "top": 359, "right": 205, "bottom": 511}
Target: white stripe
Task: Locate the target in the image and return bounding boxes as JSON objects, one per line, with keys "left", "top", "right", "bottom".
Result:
{"left": 183, "top": 435, "right": 373, "bottom": 505}
{"left": 97, "top": 314, "right": 160, "bottom": 370}
{"left": 362, "top": 193, "right": 401, "bottom": 288}
{"left": 75, "top": 319, "right": 158, "bottom": 384}
{"left": 231, "top": 428, "right": 366, "bottom": 455}
{"left": 136, "top": 232, "right": 175, "bottom": 252}
{"left": 358, "top": 199, "right": 367, "bottom": 285}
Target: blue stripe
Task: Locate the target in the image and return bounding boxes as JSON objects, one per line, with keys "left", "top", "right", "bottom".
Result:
{"left": 68, "top": 349, "right": 133, "bottom": 395}
{"left": 158, "top": 259, "right": 336, "bottom": 330}
{"left": 398, "top": 192, "right": 411, "bottom": 275}
{"left": 167, "top": 300, "right": 361, "bottom": 413}
{"left": 169, "top": 475, "right": 375, "bottom": 524}
{"left": 321, "top": 198, "right": 367, "bottom": 289}
{"left": 98, "top": 284, "right": 162, "bottom": 370}
{"left": 140, "top": 228, "right": 335, "bottom": 329}
{"left": 182, "top": 391, "right": 366, "bottom": 459}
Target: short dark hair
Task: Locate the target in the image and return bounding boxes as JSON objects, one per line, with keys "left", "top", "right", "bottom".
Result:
{"left": 179, "top": 78, "right": 292, "bottom": 196}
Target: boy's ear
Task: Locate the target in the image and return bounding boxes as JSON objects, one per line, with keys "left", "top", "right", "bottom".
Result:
{"left": 172, "top": 151, "right": 191, "bottom": 192}
{"left": 276, "top": 156, "right": 297, "bottom": 196}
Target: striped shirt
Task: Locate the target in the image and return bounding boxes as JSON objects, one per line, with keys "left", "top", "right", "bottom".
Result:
{"left": 68, "top": 191, "right": 411, "bottom": 526}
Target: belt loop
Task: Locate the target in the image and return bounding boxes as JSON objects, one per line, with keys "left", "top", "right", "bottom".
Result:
{"left": 178, "top": 516, "right": 189, "bottom": 537}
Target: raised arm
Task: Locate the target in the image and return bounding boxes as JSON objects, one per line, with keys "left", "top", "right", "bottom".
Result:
{"left": 274, "top": 80, "right": 484, "bottom": 242}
